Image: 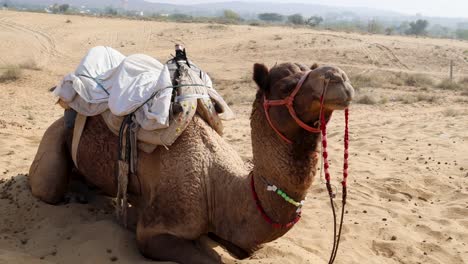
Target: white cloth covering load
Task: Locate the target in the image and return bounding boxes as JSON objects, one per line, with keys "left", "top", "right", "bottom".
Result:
{"left": 54, "top": 46, "right": 234, "bottom": 131}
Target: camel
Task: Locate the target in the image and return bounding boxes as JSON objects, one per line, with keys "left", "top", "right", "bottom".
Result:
{"left": 28, "top": 62, "right": 354, "bottom": 263}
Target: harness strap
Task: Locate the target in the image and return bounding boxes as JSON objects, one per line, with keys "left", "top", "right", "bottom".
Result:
{"left": 71, "top": 113, "right": 87, "bottom": 168}
{"left": 263, "top": 71, "right": 322, "bottom": 144}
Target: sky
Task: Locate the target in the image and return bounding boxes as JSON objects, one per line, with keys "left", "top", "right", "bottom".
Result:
{"left": 147, "top": 0, "right": 468, "bottom": 18}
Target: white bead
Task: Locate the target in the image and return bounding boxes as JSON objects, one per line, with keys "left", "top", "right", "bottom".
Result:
{"left": 267, "top": 185, "right": 278, "bottom": 192}
{"left": 296, "top": 207, "right": 302, "bottom": 213}
{"left": 300, "top": 200, "right": 305, "bottom": 205}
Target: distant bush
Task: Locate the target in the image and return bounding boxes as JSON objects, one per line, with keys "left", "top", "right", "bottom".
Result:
{"left": 223, "top": 9, "right": 241, "bottom": 22}
{"left": 306, "top": 16, "right": 323, "bottom": 27}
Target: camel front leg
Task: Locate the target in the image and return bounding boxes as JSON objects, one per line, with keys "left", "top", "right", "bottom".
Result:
{"left": 137, "top": 233, "right": 221, "bottom": 264}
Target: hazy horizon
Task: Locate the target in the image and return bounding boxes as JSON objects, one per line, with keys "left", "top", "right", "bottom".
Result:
{"left": 146, "top": 0, "right": 468, "bottom": 18}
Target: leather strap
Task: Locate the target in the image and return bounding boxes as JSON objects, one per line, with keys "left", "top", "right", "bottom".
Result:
{"left": 72, "top": 113, "right": 87, "bottom": 168}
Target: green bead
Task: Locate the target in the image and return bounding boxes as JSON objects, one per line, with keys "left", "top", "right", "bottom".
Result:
{"left": 277, "top": 190, "right": 282, "bottom": 195}
{"left": 282, "top": 193, "right": 287, "bottom": 198}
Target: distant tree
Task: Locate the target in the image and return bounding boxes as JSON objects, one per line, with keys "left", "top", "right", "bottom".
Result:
{"left": 104, "top": 6, "right": 118, "bottom": 16}
{"left": 456, "top": 29, "right": 468, "bottom": 40}
{"left": 397, "top": 21, "right": 410, "bottom": 35}
{"left": 429, "top": 24, "right": 452, "bottom": 38}
{"left": 258, "top": 13, "right": 283, "bottom": 22}
{"left": 223, "top": 9, "right": 240, "bottom": 21}
{"left": 385, "top": 27, "right": 395, "bottom": 35}
{"left": 288, "top": 13, "right": 305, "bottom": 25}
{"left": 406, "top": 19, "right": 429, "bottom": 35}
{"left": 306, "top": 16, "right": 323, "bottom": 27}
{"left": 58, "top": 4, "right": 69, "bottom": 13}
{"left": 169, "top": 13, "right": 191, "bottom": 21}
{"left": 367, "top": 19, "right": 384, "bottom": 34}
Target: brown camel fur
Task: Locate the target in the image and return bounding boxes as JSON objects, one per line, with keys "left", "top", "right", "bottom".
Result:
{"left": 28, "top": 63, "right": 354, "bottom": 263}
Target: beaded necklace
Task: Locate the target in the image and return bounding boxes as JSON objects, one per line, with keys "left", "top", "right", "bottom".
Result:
{"left": 260, "top": 176, "right": 305, "bottom": 213}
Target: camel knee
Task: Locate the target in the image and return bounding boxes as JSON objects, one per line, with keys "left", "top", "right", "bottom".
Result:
{"left": 29, "top": 181, "right": 64, "bottom": 204}
{"left": 28, "top": 118, "right": 72, "bottom": 204}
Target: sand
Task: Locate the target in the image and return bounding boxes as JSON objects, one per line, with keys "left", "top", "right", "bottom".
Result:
{"left": 0, "top": 10, "right": 467, "bottom": 264}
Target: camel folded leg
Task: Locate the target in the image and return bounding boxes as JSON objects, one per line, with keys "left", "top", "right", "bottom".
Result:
{"left": 137, "top": 233, "right": 221, "bottom": 264}
{"left": 29, "top": 117, "right": 72, "bottom": 204}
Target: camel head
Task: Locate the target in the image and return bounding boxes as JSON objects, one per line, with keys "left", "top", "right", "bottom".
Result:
{"left": 252, "top": 62, "right": 354, "bottom": 144}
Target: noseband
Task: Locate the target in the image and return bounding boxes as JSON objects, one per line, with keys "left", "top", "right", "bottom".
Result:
{"left": 263, "top": 70, "right": 330, "bottom": 144}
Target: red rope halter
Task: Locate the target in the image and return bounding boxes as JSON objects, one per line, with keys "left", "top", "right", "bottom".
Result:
{"left": 263, "top": 70, "right": 321, "bottom": 144}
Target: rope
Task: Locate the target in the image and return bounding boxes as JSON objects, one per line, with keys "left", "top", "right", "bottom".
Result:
{"left": 78, "top": 73, "right": 110, "bottom": 96}
{"left": 318, "top": 78, "right": 350, "bottom": 264}
{"left": 330, "top": 108, "right": 349, "bottom": 263}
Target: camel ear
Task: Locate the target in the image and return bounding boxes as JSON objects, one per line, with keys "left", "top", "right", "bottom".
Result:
{"left": 253, "top": 63, "right": 269, "bottom": 90}
{"left": 311, "top": 63, "right": 319, "bottom": 70}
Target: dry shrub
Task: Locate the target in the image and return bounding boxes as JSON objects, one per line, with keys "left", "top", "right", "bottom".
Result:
{"left": 459, "top": 77, "right": 468, "bottom": 85}
{"left": 390, "top": 72, "right": 433, "bottom": 87}
{"left": 393, "top": 93, "right": 437, "bottom": 104}
{"left": 461, "top": 87, "right": 468, "bottom": 96}
{"left": 206, "top": 24, "right": 228, "bottom": 30}
{"left": 437, "top": 79, "right": 463, "bottom": 90}
{"left": 443, "top": 108, "right": 461, "bottom": 117}
{"left": 349, "top": 74, "right": 380, "bottom": 89}
{"left": 379, "top": 96, "right": 389, "bottom": 104}
{"left": 223, "top": 90, "right": 255, "bottom": 106}
{"left": 355, "top": 94, "right": 377, "bottom": 105}
{"left": 415, "top": 93, "right": 438, "bottom": 103}
{"left": 19, "top": 60, "right": 41, "bottom": 71}
{"left": 0, "top": 66, "right": 22, "bottom": 83}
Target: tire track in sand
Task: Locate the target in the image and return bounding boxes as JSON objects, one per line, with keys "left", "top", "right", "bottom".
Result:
{"left": 0, "top": 18, "right": 69, "bottom": 61}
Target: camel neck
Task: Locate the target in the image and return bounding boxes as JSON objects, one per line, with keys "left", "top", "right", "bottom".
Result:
{"left": 248, "top": 100, "right": 319, "bottom": 223}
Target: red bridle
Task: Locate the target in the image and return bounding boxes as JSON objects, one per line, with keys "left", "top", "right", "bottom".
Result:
{"left": 263, "top": 70, "right": 329, "bottom": 144}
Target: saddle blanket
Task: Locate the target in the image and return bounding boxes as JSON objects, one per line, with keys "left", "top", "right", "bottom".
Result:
{"left": 54, "top": 46, "right": 234, "bottom": 131}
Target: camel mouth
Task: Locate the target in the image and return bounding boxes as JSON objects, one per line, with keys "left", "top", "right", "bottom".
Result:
{"left": 325, "top": 100, "right": 351, "bottom": 110}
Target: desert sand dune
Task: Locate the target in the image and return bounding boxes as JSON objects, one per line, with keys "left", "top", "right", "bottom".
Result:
{"left": 0, "top": 10, "right": 467, "bottom": 264}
